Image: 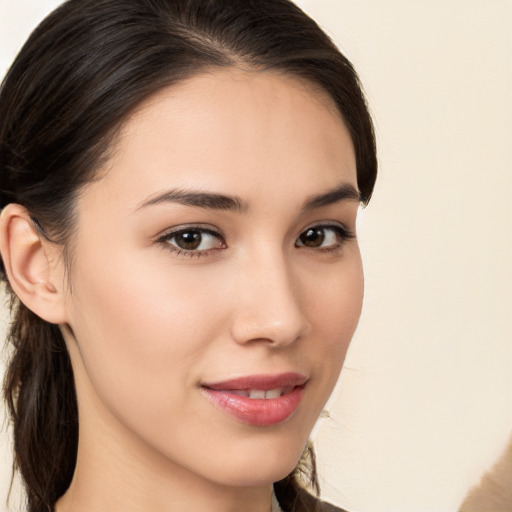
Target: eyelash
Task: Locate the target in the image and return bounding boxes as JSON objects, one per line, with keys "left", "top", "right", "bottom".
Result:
{"left": 156, "top": 226, "right": 226, "bottom": 259}
{"left": 295, "top": 224, "right": 355, "bottom": 253}
{"left": 157, "top": 223, "right": 355, "bottom": 259}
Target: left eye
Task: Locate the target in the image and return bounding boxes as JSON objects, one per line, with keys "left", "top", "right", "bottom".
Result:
{"left": 295, "top": 225, "right": 350, "bottom": 249}
{"left": 161, "top": 228, "right": 225, "bottom": 253}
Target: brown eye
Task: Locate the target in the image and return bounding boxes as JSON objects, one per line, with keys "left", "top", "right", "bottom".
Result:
{"left": 161, "top": 227, "right": 226, "bottom": 254}
{"left": 295, "top": 224, "right": 353, "bottom": 250}
{"left": 298, "top": 227, "right": 325, "bottom": 248}
{"left": 174, "top": 230, "right": 203, "bottom": 250}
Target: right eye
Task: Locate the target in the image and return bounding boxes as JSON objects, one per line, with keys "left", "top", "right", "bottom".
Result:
{"left": 158, "top": 227, "right": 226, "bottom": 257}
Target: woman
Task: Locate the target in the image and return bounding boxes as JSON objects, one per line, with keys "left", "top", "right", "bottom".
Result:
{"left": 0, "top": 0, "right": 377, "bottom": 511}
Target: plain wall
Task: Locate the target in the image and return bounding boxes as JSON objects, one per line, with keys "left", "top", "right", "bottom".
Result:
{"left": 1, "top": 1, "right": 511, "bottom": 511}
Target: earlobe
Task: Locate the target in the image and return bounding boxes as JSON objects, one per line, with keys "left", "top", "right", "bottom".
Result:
{"left": 0, "top": 204, "right": 67, "bottom": 324}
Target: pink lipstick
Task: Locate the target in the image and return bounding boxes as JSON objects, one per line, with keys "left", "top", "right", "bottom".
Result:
{"left": 201, "top": 372, "right": 307, "bottom": 427}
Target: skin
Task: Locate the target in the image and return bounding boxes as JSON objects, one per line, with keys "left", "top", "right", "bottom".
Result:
{"left": 2, "top": 69, "right": 363, "bottom": 512}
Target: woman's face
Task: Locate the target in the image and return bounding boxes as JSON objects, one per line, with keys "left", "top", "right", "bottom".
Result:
{"left": 62, "top": 69, "right": 363, "bottom": 487}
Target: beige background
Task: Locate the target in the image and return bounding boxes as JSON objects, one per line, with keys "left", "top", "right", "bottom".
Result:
{"left": 1, "top": 1, "right": 511, "bottom": 511}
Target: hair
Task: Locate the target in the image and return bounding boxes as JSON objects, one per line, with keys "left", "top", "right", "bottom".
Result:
{"left": 0, "top": 1, "right": 377, "bottom": 511}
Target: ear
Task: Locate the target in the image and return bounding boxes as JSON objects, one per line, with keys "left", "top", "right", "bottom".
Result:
{"left": 0, "top": 204, "right": 68, "bottom": 324}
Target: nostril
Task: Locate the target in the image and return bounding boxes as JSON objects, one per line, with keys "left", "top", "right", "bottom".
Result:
{"left": 230, "top": 313, "right": 309, "bottom": 347}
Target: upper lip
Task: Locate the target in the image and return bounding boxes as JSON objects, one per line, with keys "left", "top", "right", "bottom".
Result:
{"left": 202, "top": 372, "right": 308, "bottom": 391}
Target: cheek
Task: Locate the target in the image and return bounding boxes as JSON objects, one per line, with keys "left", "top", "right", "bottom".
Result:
{"left": 305, "top": 252, "right": 364, "bottom": 392}
{"left": 66, "top": 249, "right": 229, "bottom": 418}
{"left": 311, "top": 253, "right": 364, "bottom": 346}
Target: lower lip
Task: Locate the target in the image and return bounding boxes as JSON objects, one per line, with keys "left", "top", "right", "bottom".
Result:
{"left": 201, "top": 386, "right": 304, "bottom": 427}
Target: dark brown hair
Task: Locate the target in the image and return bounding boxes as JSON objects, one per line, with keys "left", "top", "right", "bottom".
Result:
{"left": 0, "top": 1, "right": 377, "bottom": 511}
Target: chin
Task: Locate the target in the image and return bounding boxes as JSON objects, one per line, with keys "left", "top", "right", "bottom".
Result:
{"left": 204, "top": 433, "right": 308, "bottom": 488}
{"left": 216, "top": 462, "right": 299, "bottom": 489}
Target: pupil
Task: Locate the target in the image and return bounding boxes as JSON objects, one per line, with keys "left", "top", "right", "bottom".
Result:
{"left": 176, "top": 231, "right": 201, "bottom": 250}
{"left": 302, "top": 228, "right": 324, "bottom": 247}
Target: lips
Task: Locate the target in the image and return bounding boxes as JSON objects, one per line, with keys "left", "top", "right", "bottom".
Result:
{"left": 201, "top": 372, "right": 307, "bottom": 427}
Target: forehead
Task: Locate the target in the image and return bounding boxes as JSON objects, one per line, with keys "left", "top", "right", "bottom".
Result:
{"left": 88, "top": 68, "right": 357, "bottom": 210}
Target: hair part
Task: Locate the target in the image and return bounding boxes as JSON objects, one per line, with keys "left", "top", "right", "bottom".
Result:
{"left": 0, "top": 1, "right": 377, "bottom": 511}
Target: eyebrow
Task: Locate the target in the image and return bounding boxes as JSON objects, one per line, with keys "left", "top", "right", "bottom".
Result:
{"left": 302, "top": 183, "right": 361, "bottom": 211}
{"left": 136, "top": 182, "right": 360, "bottom": 214}
{"left": 137, "top": 188, "right": 248, "bottom": 213}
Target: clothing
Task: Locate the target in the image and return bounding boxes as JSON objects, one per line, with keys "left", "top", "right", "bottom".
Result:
{"left": 274, "top": 485, "right": 348, "bottom": 512}
{"left": 272, "top": 490, "right": 283, "bottom": 511}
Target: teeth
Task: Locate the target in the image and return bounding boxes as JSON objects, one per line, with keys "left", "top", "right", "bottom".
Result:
{"left": 246, "top": 388, "right": 286, "bottom": 399}
{"left": 230, "top": 390, "right": 250, "bottom": 397}
{"left": 265, "top": 388, "right": 282, "bottom": 399}
{"left": 220, "top": 387, "right": 293, "bottom": 399}
{"left": 249, "top": 389, "right": 266, "bottom": 399}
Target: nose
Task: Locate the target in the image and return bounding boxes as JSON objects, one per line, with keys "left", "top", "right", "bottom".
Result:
{"left": 229, "top": 251, "right": 311, "bottom": 347}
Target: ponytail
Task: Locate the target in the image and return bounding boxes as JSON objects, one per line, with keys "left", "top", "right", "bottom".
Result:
{"left": 3, "top": 296, "right": 77, "bottom": 512}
